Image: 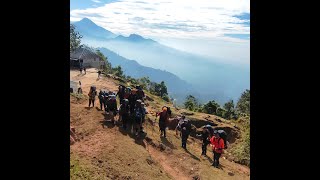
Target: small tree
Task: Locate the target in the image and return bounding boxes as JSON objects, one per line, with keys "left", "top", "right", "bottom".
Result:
{"left": 96, "top": 50, "right": 112, "bottom": 73}
{"left": 216, "top": 107, "right": 226, "bottom": 117}
{"left": 184, "top": 95, "right": 198, "bottom": 111}
{"left": 112, "top": 65, "right": 123, "bottom": 77}
{"left": 162, "top": 93, "right": 170, "bottom": 102}
{"left": 223, "top": 100, "right": 235, "bottom": 120}
{"left": 70, "top": 24, "right": 82, "bottom": 53}
{"left": 236, "top": 89, "right": 250, "bottom": 115}
{"left": 202, "top": 100, "right": 220, "bottom": 115}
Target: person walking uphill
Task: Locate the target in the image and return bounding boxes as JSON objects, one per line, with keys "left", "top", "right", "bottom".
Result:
{"left": 88, "top": 86, "right": 97, "bottom": 108}
{"left": 98, "top": 90, "right": 106, "bottom": 111}
{"left": 156, "top": 107, "right": 169, "bottom": 138}
{"left": 196, "top": 125, "right": 211, "bottom": 156}
{"left": 119, "top": 99, "right": 130, "bottom": 130}
{"left": 180, "top": 119, "right": 192, "bottom": 150}
{"left": 210, "top": 130, "right": 225, "bottom": 168}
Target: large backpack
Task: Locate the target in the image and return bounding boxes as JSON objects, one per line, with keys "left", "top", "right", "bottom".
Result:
{"left": 217, "top": 130, "right": 228, "bottom": 149}
{"left": 167, "top": 107, "right": 172, "bottom": 116}
{"left": 205, "top": 125, "right": 215, "bottom": 136}
{"left": 90, "top": 86, "right": 96, "bottom": 92}
{"left": 120, "top": 103, "right": 130, "bottom": 114}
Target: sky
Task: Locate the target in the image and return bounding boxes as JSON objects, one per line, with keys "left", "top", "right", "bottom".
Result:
{"left": 70, "top": 0, "right": 250, "bottom": 65}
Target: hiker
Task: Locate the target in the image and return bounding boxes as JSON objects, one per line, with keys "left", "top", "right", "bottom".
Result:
{"left": 128, "top": 89, "right": 138, "bottom": 115}
{"left": 140, "top": 102, "right": 147, "bottom": 133}
{"left": 84, "top": 67, "right": 86, "bottom": 74}
{"left": 156, "top": 107, "right": 169, "bottom": 138}
{"left": 119, "top": 99, "right": 130, "bottom": 129}
{"left": 106, "top": 93, "right": 117, "bottom": 117}
{"left": 133, "top": 100, "right": 145, "bottom": 135}
{"left": 210, "top": 130, "right": 225, "bottom": 168}
{"left": 180, "top": 119, "right": 192, "bottom": 149}
{"left": 124, "top": 87, "right": 131, "bottom": 99}
{"left": 175, "top": 115, "right": 186, "bottom": 136}
{"left": 80, "top": 67, "right": 82, "bottom": 74}
{"left": 78, "top": 81, "right": 82, "bottom": 94}
{"left": 88, "top": 86, "right": 97, "bottom": 107}
{"left": 136, "top": 85, "right": 145, "bottom": 101}
{"left": 98, "top": 90, "right": 106, "bottom": 111}
{"left": 196, "top": 125, "right": 211, "bottom": 156}
{"left": 116, "top": 85, "right": 125, "bottom": 103}
{"left": 98, "top": 70, "right": 101, "bottom": 78}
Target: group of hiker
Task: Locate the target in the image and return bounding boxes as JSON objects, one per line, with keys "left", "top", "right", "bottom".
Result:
{"left": 87, "top": 84, "right": 147, "bottom": 136}
{"left": 156, "top": 107, "right": 228, "bottom": 168}
{"left": 196, "top": 125, "right": 228, "bottom": 168}
{"left": 85, "top": 82, "right": 227, "bottom": 168}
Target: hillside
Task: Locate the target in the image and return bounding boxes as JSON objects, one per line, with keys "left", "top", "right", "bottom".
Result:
{"left": 70, "top": 68, "right": 250, "bottom": 180}
{"left": 97, "top": 47, "right": 196, "bottom": 104}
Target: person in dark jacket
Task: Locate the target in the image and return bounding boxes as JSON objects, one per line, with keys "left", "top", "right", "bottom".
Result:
{"left": 119, "top": 99, "right": 130, "bottom": 129}
{"left": 180, "top": 119, "right": 192, "bottom": 149}
{"left": 98, "top": 90, "right": 105, "bottom": 111}
{"left": 156, "top": 107, "right": 169, "bottom": 138}
{"left": 128, "top": 90, "right": 138, "bottom": 114}
{"left": 117, "top": 85, "right": 125, "bottom": 103}
{"left": 88, "top": 88, "right": 97, "bottom": 107}
{"left": 197, "top": 126, "right": 211, "bottom": 156}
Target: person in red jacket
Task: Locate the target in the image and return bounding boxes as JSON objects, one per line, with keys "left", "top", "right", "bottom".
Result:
{"left": 210, "top": 130, "right": 225, "bottom": 168}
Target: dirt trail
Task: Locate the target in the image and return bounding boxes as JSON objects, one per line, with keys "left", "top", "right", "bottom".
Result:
{"left": 70, "top": 69, "right": 249, "bottom": 180}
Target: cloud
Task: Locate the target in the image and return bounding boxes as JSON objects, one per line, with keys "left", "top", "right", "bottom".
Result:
{"left": 70, "top": 0, "right": 250, "bottom": 40}
{"left": 91, "top": 0, "right": 102, "bottom": 3}
{"left": 70, "top": 0, "right": 250, "bottom": 65}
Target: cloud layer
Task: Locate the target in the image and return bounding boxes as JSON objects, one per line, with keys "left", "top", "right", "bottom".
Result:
{"left": 71, "top": 0, "right": 250, "bottom": 40}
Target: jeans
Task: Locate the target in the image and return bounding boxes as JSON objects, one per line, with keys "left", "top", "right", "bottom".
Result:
{"left": 181, "top": 134, "right": 188, "bottom": 149}
{"left": 89, "top": 99, "right": 95, "bottom": 107}
{"left": 202, "top": 140, "right": 210, "bottom": 155}
{"left": 213, "top": 152, "right": 222, "bottom": 167}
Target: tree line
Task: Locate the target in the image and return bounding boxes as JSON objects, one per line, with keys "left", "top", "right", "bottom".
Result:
{"left": 184, "top": 89, "right": 250, "bottom": 120}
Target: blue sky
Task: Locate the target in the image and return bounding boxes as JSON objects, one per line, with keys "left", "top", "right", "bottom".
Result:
{"left": 70, "top": 0, "right": 250, "bottom": 65}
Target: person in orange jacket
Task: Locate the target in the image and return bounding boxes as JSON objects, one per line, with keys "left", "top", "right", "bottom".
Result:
{"left": 210, "top": 130, "right": 225, "bottom": 168}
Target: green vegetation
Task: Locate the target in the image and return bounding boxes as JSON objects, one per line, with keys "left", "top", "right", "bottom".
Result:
{"left": 183, "top": 89, "right": 250, "bottom": 120}
{"left": 70, "top": 24, "right": 82, "bottom": 53}
{"left": 236, "top": 89, "right": 250, "bottom": 115}
{"left": 230, "top": 116, "right": 250, "bottom": 167}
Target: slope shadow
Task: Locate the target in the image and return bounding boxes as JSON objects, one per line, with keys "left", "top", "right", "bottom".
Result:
{"left": 99, "top": 120, "right": 115, "bottom": 129}
{"left": 160, "top": 137, "right": 176, "bottom": 150}
{"left": 185, "top": 149, "right": 200, "bottom": 161}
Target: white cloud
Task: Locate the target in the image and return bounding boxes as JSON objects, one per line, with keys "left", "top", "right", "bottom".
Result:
{"left": 71, "top": 0, "right": 250, "bottom": 39}
{"left": 70, "top": 0, "right": 250, "bottom": 64}
{"left": 91, "top": 0, "right": 102, "bottom": 3}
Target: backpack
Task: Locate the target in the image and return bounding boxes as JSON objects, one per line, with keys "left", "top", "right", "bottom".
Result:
{"left": 167, "top": 107, "right": 172, "bottom": 116}
{"left": 217, "top": 130, "right": 228, "bottom": 149}
{"left": 206, "top": 125, "right": 215, "bottom": 136}
{"left": 135, "top": 107, "right": 143, "bottom": 118}
{"left": 120, "top": 104, "right": 130, "bottom": 114}
{"left": 90, "top": 86, "right": 96, "bottom": 92}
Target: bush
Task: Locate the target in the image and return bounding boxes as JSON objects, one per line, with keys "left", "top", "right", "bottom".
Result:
{"left": 230, "top": 116, "right": 250, "bottom": 166}
{"left": 162, "top": 93, "right": 170, "bottom": 102}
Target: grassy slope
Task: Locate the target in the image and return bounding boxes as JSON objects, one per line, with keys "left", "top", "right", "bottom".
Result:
{"left": 70, "top": 69, "right": 250, "bottom": 180}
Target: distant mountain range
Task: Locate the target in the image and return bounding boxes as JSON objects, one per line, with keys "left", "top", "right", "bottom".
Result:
{"left": 72, "top": 18, "right": 250, "bottom": 105}
{"left": 97, "top": 47, "right": 195, "bottom": 104}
